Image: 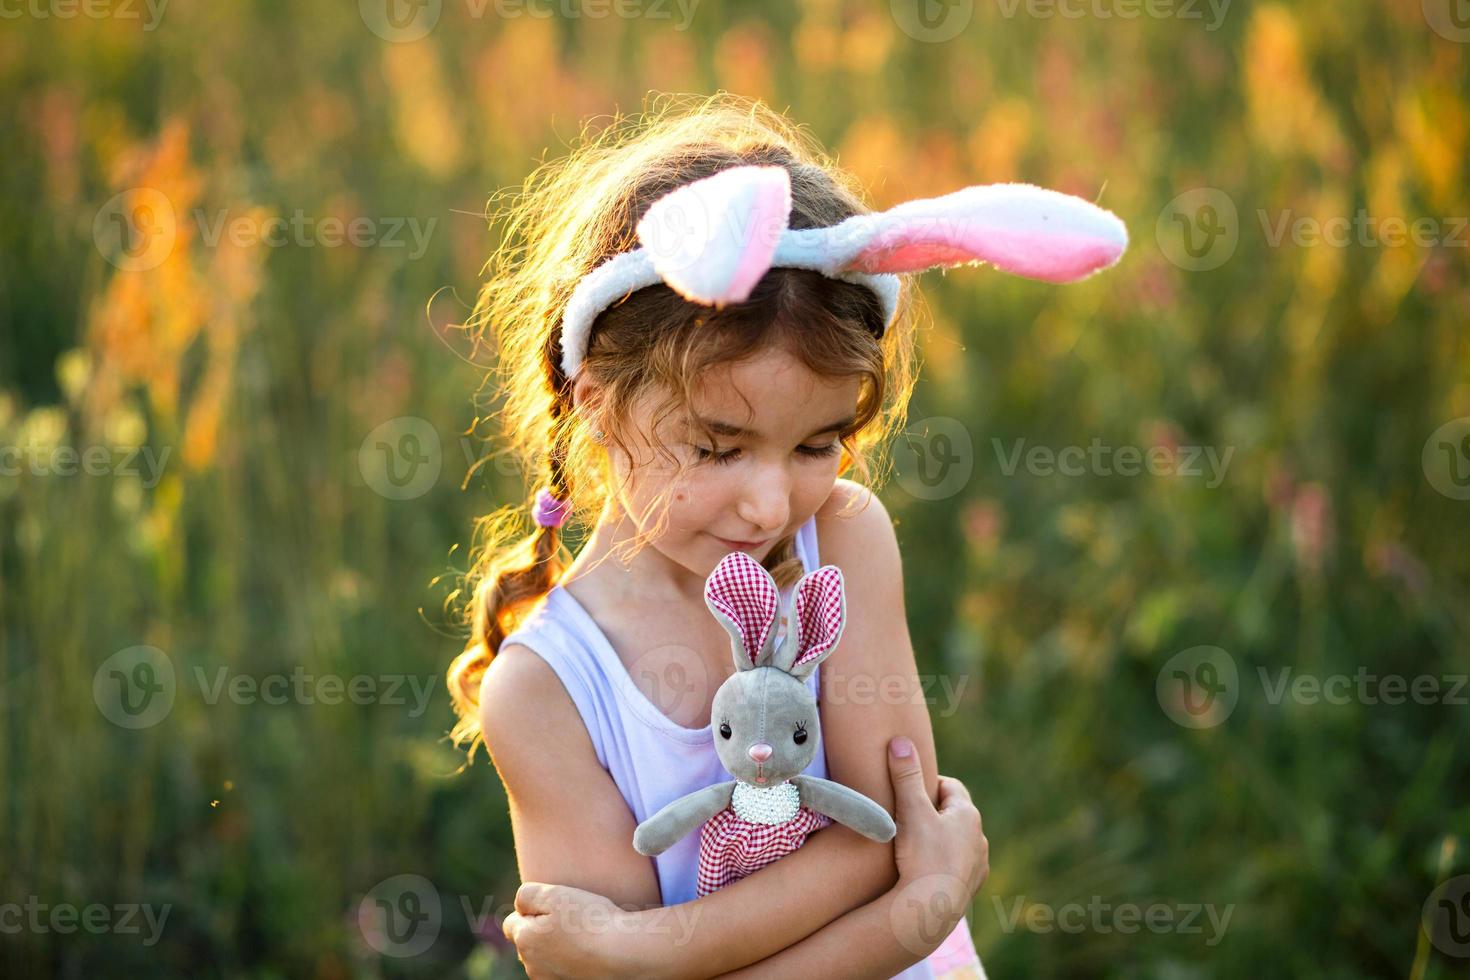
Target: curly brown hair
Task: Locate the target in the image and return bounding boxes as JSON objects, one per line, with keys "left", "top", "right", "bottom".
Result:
{"left": 446, "top": 92, "right": 922, "bottom": 758}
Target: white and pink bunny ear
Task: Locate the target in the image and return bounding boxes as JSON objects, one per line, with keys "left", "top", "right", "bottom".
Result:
{"left": 827, "top": 183, "right": 1128, "bottom": 283}
{"left": 558, "top": 165, "right": 1128, "bottom": 379}
{"left": 704, "top": 551, "right": 782, "bottom": 671}
{"left": 637, "top": 165, "right": 793, "bottom": 307}
{"left": 773, "top": 565, "right": 846, "bottom": 680}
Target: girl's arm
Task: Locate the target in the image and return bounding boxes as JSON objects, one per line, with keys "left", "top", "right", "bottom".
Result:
{"left": 489, "top": 645, "right": 877, "bottom": 980}
{"left": 707, "top": 881, "right": 954, "bottom": 980}
{"left": 709, "top": 742, "right": 985, "bottom": 980}
{"left": 618, "top": 820, "right": 902, "bottom": 978}
{"left": 480, "top": 646, "right": 665, "bottom": 912}
{"left": 494, "top": 481, "right": 949, "bottom": 977}
{"left": 618, "top": 483, "right": 949, "bottom": 978}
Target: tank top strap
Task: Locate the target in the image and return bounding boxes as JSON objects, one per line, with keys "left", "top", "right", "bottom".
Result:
{"left": 793, "top": 512, "right": 820, "bottom": 573}
{"left": 498, "top": 601, "right": 615, "bottom": 770}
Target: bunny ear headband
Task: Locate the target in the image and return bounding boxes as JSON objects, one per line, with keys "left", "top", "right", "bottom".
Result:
{"left": 703, "top": 550, "right": 845, "bottom": 681}
{"left": 557, "top": 164, "right": 1129, "bottom": 379}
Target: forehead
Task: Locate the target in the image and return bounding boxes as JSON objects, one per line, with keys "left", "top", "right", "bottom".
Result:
{"left": 686, "top": 347, "right": 860, "bottom": 438}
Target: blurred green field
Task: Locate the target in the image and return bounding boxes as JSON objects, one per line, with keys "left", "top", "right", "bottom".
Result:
{"left": 2, "top": 1, "right": 1468, "bottom": 977}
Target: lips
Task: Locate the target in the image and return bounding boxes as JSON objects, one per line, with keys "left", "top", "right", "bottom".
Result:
{"left": 714, "top": 535, "right": 771, "bottom": 550}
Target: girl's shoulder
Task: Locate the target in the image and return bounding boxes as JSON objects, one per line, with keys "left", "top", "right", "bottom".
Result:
{"left": 813, "top": 479, "right": 902, "bottom": 582}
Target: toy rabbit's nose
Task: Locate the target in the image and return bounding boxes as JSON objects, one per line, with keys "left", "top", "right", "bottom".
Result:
{"left": 748, "top": 743, "right": 773, "bottom": 763}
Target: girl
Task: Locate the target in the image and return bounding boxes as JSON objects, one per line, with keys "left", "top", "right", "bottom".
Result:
{"left": 447, "top": 93, "right": 1125, "bottom": 978}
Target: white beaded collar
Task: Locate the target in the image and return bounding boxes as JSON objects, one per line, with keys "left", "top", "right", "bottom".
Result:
{"left": 731, "top": 779, "right": 801, "bottom": 825}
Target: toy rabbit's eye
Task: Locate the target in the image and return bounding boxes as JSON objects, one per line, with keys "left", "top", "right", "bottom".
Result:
{"left": 793, "top": 723, "right": 808, "bottom": 745}
{"left": 719, "top": 722, "right": 732, "bottom": 739}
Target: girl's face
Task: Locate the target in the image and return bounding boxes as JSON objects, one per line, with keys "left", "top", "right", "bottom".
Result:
{"left": 602, "top": 345, "right": 861, "bottom": 578}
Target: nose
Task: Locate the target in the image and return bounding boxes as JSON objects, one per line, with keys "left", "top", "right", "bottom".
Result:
{"left": 736, "top": 464, "right": 790, "bottom": 535}
{"left": 747, "top": 743, "right": 773, "bottom": 763}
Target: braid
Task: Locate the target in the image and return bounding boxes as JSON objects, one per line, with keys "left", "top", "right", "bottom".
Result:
{"left": 446, "top": 403, "right": 576, "bottom": 755}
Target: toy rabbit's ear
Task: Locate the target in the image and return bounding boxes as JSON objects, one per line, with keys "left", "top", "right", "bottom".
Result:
{"left": 774, "top": 565, "right": 846, "bottom": 681}
{"left": 637, "top": 165, "right": 792, "bottom": 307}
{"left": 704, "top": 551, "right": 782, "bottom": 671}
{"left": 835, "top": 183, "right": 1128, "bottom": 284}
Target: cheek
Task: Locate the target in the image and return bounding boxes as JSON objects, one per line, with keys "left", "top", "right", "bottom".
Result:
{"left": 795, "top": 464, "right": 842, "bottom": 510}
{"left": 670, "top": 474, "right": 732, "bottom": 520}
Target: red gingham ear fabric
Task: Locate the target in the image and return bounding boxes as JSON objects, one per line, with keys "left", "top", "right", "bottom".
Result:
{"left": 704, "top": 552, "right": 780, "bottom": 666}
{"left": 791, "top": 566, "right": 844, "bottom": 669}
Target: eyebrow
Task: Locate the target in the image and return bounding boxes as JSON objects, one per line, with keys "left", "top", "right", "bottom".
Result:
{"left": 692, "top": 414, "right": 856, "bottom": 441}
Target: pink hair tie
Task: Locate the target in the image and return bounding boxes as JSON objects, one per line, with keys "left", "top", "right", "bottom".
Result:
{"left": 532, "top": 487, "right": 572, "bottom": 528}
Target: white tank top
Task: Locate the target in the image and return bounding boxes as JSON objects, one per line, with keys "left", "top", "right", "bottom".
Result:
{"left": 500, "top": 514, "right": 984, "bottom": 979}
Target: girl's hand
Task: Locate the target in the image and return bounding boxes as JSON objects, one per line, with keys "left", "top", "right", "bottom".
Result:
{"left": 500, "top": 882, "right": 642, "bottom": 979}
{"left": 884, "top": 735, "right": 989, "bottom": 954}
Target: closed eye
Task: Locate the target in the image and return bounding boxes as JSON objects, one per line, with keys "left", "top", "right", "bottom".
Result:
{"left": 691, "top": 443, "right": 841, "bottom": 466}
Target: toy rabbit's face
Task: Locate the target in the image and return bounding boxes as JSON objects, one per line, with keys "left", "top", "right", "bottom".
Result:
{"left": 703, "top": 550, "right": 847, "bottom": 786}
{"left": 711, "top": 668, "right": 820, "bottom": 785}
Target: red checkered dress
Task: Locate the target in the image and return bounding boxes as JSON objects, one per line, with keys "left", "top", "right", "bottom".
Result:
{"left": 695, "top": 804, "right": 832, "bottom": 897}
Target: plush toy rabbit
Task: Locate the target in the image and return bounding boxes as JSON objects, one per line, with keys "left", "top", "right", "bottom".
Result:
{"left": 632, "top": 551, "right": 896, "bottom": 897}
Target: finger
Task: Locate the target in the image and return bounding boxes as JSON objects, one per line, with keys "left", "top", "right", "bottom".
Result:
{"left": 506, "top": 908, "right": 553, "bottom": 942}
{"left": 887, "top": 735, "right": 931, "bottom": 819}
{"left": 515, "top": 881, "right": 551, "bottom": 916}
{"left": 935, "top": 774, "right": 974, "bottom": 812}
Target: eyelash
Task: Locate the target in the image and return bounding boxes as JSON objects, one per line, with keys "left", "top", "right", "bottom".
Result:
{"left": 692, "top": 443, "right": 841, "bottom": 466}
